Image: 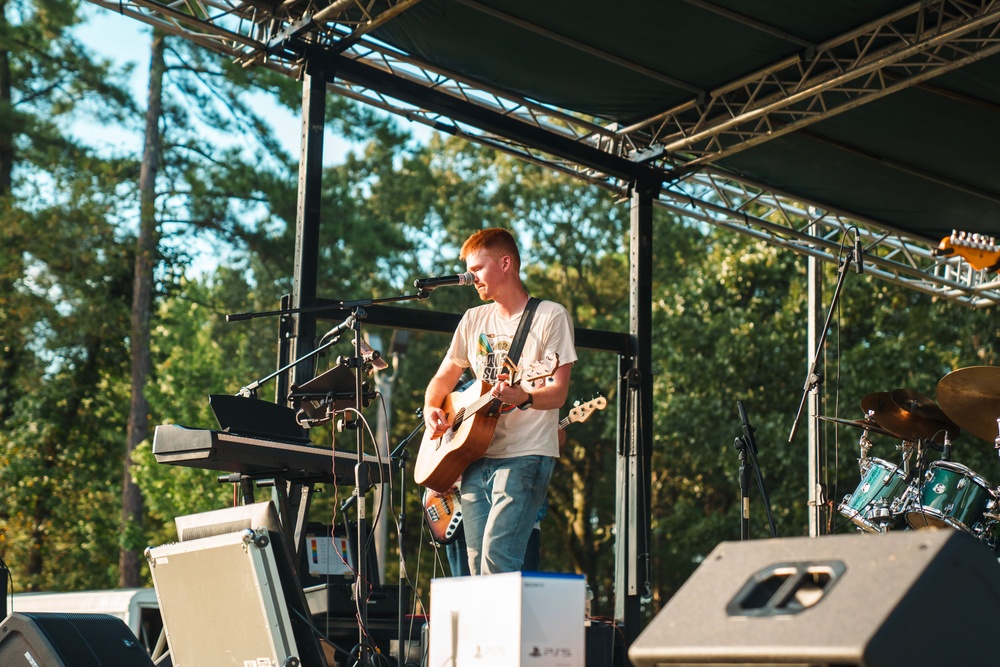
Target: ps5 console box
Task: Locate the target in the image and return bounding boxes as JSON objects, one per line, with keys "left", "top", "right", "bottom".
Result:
{"left": 147, "top": 529, "right": 301, "bottom": 667}
{"left": 429, "top": 571, "right": 585, "bottom": 667}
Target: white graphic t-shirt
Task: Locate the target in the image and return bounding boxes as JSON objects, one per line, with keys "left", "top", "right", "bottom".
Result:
{"left": 446, "top": 299, "right": 577, "bottom": 458}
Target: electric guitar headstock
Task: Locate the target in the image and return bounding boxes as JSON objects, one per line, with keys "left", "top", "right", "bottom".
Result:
{"left": 565, "top": 394, "right": 607, "bottom": 426}
{"left": 934, "top": 230, "right": 1000, "bottom": 272}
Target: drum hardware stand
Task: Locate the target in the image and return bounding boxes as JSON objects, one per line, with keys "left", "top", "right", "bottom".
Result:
{"left": 734, "top": 400, "right": 778, "bottom": 540}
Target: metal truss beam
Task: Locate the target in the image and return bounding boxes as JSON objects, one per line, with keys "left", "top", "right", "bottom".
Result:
{"left": 624, "top": 0, "right": 1000, "bottom": 172}
{"left": 85, "top": 0, "right": 1000, "bottom": 306}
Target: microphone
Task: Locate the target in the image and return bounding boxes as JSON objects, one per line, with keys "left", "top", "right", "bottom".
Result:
{"left": 854, "top": 233, "right": 864, "bottom": 275}
{"left": 414, "top": 271, "right": 475, "bottom": 291}
{"left": 318, "top": 314, "right": 355, "bottom": 345}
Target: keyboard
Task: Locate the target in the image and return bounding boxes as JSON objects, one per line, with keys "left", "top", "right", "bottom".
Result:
{"left": 152, "top": 424, "right": 389, "bottom": 485}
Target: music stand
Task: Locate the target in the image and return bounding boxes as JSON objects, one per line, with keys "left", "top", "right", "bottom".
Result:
{"left": 289, "top": 364, "right": 358, "bottom": 424}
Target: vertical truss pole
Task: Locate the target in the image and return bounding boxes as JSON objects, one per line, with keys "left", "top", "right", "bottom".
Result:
{"left": 807, "top": 253, "right": 826, "bottom": 536}
{"left": 291, "top": 56, "right": 328, "bottom": 391}
{"left": 616, "top": 180, "right": 657, "bottom": 644}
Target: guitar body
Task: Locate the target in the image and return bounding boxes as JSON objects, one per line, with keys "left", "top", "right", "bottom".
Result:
{"left": 417, "top": 391, "right": 606, "bottom": 541}
{"left": 422, "top": 487, "right": 463, "bottom": 544}
{"left": 414, "top": 380, "right": 500, "bottom": 492}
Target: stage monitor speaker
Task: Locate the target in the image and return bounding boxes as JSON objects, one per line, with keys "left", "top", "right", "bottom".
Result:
{"left": 629, "top": 529, "right": 1000, "bottom": 667}
{"left": 0, "top": 612, "right": 154, "bottom": 666}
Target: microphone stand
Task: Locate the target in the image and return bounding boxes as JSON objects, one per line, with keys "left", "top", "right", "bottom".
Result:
{"left": 333, "top": 294, "right": 429, "bottom": 667}
{"left": 390, "top": 413, "right": 425, "bottom": 667}
{"left": 735, "top": 400, "right": 778, "bottom": 539}
{"left": 234, "top": 314, "right": 356, "bottom": 398}
{"left": 788, "top": 242, "right": 862, "bottom": 444}
{"left": 229, "top": 286, "right": 444, "bottom": 666}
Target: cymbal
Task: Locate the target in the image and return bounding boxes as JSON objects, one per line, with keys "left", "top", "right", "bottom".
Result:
{"left": 860, "top": 391, "right": 956, "bottom": 443}
{"left": 817, "top": 415, "right": 900, "bottom": 439}
{"left": 937, "top": 366, "right": 1000, "bottom": 442}
{"left": 890, "top": 388, "right": 961, "bottom": 438}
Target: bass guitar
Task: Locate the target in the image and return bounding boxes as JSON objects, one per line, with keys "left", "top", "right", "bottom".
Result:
{"left": 414, "top": 353, "right": 559, "bottom": 493}
{"left": 420, "top": 394, "right": 608, "bottom": 544}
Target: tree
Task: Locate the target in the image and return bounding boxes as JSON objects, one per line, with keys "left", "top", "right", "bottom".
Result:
{"left": 0, "top": 0, "right": 137, "bottom": 590}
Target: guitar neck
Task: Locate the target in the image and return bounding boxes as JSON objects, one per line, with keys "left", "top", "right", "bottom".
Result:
{"left": 466, "top": 385, "right": 503, "bottom": 418}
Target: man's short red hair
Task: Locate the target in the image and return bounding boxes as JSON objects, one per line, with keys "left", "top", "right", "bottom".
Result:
{"left": 460, "top": 227, "right": 521, "bottom": 269}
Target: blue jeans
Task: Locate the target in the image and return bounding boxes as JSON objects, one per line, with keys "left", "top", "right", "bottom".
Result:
{"left": 460, "top": 455, "right": 555, "bottom": 574}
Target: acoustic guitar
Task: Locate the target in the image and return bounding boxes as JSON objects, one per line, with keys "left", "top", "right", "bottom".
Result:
{"left": 414, "top": 353, "right": 559, "bottom": 493}
{"left": 420, "top": 394, "right": 608, "bottom": 544}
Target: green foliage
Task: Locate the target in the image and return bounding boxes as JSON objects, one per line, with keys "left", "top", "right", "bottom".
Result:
{"left": 3, "top": 5, "right": 998, "bottom": 639}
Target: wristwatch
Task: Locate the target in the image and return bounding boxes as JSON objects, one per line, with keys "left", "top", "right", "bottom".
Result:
{"left": 518, "top": 393, "right": 533, "bottom": 410}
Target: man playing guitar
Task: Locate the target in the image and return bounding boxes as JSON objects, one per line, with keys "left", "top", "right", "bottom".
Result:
{"left": 422, "top": 228, "right": 576, "bottom": 575}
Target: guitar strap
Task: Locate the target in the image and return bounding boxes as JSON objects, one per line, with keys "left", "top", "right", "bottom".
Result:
{"left": 487, "top": 296, "right": 541, "bottom": 417}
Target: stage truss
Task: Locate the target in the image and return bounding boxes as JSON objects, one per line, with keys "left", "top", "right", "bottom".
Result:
{"left": 87, "top": 0, "right": 1000, "bottom": 307}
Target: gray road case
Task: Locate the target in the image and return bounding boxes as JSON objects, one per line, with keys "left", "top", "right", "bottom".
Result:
{"left": 147, "top": 528, "right": 301, "bottom": 667}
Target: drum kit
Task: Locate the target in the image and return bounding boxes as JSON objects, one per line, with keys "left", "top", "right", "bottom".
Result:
{"left": 834, "top": 366, "right": 1000, "bottom": 548}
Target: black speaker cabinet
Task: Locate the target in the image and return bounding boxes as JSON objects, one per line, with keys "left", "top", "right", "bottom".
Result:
{"left": 629, "top": 529, "right": 1000, "bottom": 667}
{"left": 0, "top": 612, "right": 155, "bottom": 666}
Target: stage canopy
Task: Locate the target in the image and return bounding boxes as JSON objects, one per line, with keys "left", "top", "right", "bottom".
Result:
{"left": 90, "top": 0, "right": 1000, "bottom": 306}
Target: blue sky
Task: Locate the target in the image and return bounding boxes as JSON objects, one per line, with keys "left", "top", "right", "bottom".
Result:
{"left": 75, "top": 5, "right": 420, "bottom": 164}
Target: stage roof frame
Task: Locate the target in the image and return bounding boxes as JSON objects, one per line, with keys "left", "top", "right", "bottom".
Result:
{"left": 87, "top": 0, "right": 1000, "bottom": 306}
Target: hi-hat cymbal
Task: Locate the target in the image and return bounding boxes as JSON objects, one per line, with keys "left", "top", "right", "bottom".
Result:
{"left": 860, "top": 391, "right": 955, "bottom": 443}
{"left": 817, "top": 415, "right": 900, "bottom": 438}
{"left": 937, "top": 366, "right": 1000, "bottom": 442}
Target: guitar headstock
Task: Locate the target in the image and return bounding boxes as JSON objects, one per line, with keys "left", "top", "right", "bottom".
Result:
{"left": 517, "top": 352, "right": 560, "bottom": 383}
{"left": 567, "top": 395, "right": 607, "bottom": 425}
{"left": 935, "top": 230, "right": 1000, "bottom": 272}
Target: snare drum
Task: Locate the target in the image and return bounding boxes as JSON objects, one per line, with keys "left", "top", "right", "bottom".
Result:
{"left": 838, "top": 458, "right": 910, "bottom": 533}
{"left": 906, "top": 461, "right": 993, "bottom": 533}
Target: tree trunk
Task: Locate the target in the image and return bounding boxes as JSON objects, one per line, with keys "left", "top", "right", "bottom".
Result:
{"left": 0, "top": 0, "right": 19, "bottom": 428}
{"left": 0, "top": 0, "right": 12, "bottom": 195}
{"left": 120, "top": 30, "right": 166, "bottom": 588}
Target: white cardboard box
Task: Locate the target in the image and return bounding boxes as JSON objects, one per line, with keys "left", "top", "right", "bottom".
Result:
{"left": 429, "top": 572, "right": 585, "bottom": 667}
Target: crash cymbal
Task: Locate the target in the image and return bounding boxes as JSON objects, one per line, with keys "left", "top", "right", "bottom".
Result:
{"left": 860, "top": 391, "right": 955, "bottom": 443}
{"left": 890, "top": 388, "right": 961, "bottom": 439}
{"left": 817, "top": 415, "right": 900, "bottom": 439}
{"left": 937, "top": 366, "right": 1000, "bottom": 442}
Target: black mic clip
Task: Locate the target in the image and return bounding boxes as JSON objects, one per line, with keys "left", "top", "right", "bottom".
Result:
{"left": 853, "top": 233, "right": 864, "bottom": 275}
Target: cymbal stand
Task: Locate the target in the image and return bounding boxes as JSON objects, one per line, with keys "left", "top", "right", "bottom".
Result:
{"left": 995, "top": 417, "right": 1000, "bottom": 461}
{"left": 982, "top": 419, "right": 1000, "bottom": 549}
{"left": 857, "top": 429, "right": 875, "bottom": 465}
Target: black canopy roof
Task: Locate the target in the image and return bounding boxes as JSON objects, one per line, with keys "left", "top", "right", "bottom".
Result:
{"left": 367, "top": 0, "right": 1000, "bottom": 243}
